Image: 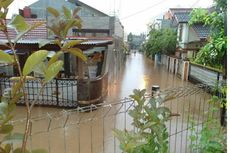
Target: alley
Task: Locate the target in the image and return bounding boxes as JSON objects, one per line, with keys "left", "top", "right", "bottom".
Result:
{"left": 107, "top": 51, "right": 190, "bottom": 101}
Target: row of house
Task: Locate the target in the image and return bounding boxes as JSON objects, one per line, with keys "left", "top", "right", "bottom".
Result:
{"left": 0, "top": 0, "right": 125, "bottom": 106}
{"left": 157, "top": 8, "right": 210, "bottom": 59}
{"left": 154, "top": 8, "right": 224, "bottom": 86}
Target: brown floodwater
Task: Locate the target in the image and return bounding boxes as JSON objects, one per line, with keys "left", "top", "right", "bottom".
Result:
{"left": 10, "top": 52, "right": 214, "bottom": 153}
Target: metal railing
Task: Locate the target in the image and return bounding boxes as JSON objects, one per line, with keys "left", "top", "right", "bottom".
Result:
{"left": 0, "top": 77, "right": 78, "bottom": 108}
{"left": 9, "top": 84, "right": 223, "bottom": 153}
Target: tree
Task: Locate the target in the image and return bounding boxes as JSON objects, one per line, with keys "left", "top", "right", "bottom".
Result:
{"left": 128, "top": 33, "right": 146, "bottom": 50}
{"left": 144, "top": 27, "right": 177, "bottom": 57}
{"left": 189, "top": 0, "right": 227, "bottom": 71}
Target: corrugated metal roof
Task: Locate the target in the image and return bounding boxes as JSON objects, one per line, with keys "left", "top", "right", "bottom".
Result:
{"left": 192, "top": 24, "right": 210, "bottom": 39}
{"left": 0, "top": 39, "right": 113, "bottom": 46}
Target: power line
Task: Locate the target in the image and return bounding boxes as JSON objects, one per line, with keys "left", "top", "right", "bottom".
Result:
{"left": 190, "top": 0, "right": 201, "bottom": 7}
{"left": 120, "top": 0, "right": 168, "bottom": 20}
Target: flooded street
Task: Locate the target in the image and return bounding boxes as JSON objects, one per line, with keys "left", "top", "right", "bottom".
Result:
{"left": 11, "top": 52, "right": 213, "bottom": 153}
{"left": 107, "top": 52, "right": 189, "bottom": 101}
{"left": 14, "top": 52, "right": 189, "bottom": 119}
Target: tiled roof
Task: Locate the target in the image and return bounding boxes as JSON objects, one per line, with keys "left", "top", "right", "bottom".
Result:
{"left": 0, "top": 19, "right": 47, "bottom": 40}
{"left": 192, "top": 24, "right": 210, "bottom": 39}
{"left": 174, "top": 12, "right": 191, "bottom": 23}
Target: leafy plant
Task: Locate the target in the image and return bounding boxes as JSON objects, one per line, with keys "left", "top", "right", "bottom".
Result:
{"left": 0, "top": 1, "right": 86, "bottom": 153}
{"left": 189, "top": 101, "right": 227, "bottom": 153}
{"left": 144, "top": 27, "right": 177, "bottom": 57}
{"left": 189, "top": 0, "right": 227, "bottom": 70}
{"left": 113, "top": 89, "right": 172, "bottom": 153}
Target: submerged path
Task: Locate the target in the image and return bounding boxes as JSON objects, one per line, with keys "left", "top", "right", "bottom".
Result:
{"left": 107, "top": 52, "right": 189, "bottom": 101}
{"left": 14, "top": 52, "right": 190, "bottom": 118}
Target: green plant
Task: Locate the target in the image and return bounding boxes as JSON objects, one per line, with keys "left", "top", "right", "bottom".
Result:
{"left": 113, "top": 89, "right": 172, "bottom": 153}
{"left": 189, "top": 0, "right": 227, "bottom": 70}
{"left": 0, "top": 1, "right": 86, "bottom": 152}
{"left": 144, "top": 27, "right": 177, "bottom": 57}
{"left": 189, "top": 90, "right": 227, "bottom": 153}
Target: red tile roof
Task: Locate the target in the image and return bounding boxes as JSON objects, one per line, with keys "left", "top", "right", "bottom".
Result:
{"left": 0, "top": 18, "right": 47, "bottom": 40}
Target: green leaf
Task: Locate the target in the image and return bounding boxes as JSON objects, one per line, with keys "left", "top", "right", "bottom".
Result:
{"left": 73, "top": 7, "right": 81, "bottom": 17}
{"left": 47, "top": 7, "right": 60, "bottom": 17}
{"left": 0, "top": 50, "right": 14, "bottom": 63}
{"left": 0, "top": 124, "right": 13, "bottom": 134}
{"left": 66, "top": 48, "right": 87, "bottom": 62}
{"left": 52, "top": 40, "right": 61, "bottom": 48}
{"left": 11, "top": 81, "right": 23, "bottom": 96}
{"left": 0, "top": 101, "right": 8, "bottom": 115}
{"left": 63, "top": 20, "right": 76, "bottom": 37}
{"left": 13, "top": 148, "right": 29, "bottom": 153}
{"left": 14, "top": 22, "right": 45, "bottom": 43}
{"left": 33, "top": 62, "right": 46, "bottom": 75}
{"left": 47, "top": 51, "right": 63, "bottom": 67}
{"left": 5, "top": 144, "right": 11, "bottom": 153}
{"left": 2, "top": 133, "right": 24, "bottom": 144}
{"left": 10, "top": 92, "right": 23, "bottom": 104}
{"left": 0, "top": 11, "right": 7, "bottom": 19}
{"left": 7, "top": 15, "right": 29, "bottom": 33}
{"left": 73, "top": 20, "right": 82, "bottom": 29}
{"left": 1, "top": 0, "right": 14, "bottom": 9}
{"left": 63, "top": 40, "right": 84, "bottom": 49}
{"left": 62, "top": 6, "right": 71, "bottom": 19}
{"left": 23, "top": 50, "right": 48, "bottom": 76}
{"left": 44, "top": 60, "right": 63, "bottom": 83}
{"left": 31, "top": 149, "right": 47, "bottom": 153}
{"left": 39, "top": 39, "right": 52, "bottom": 48}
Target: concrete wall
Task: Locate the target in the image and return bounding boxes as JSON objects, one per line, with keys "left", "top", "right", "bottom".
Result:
{"left": 189, "top": 64, "right": 223, "bottom": 86}
{"left": 30, "top": 0, "right": 76, "bottom": 19}
{"left": 188, "top": 27, "right": 200, "bottom": 43}
{"left": 81, "top": 16, "right": 110, "bottom": 29}
{"left": 177, "top": 23, "right": 201, "bottom": 50}
{"left": 161, "top": 54, "right": 223, "bottom": 84}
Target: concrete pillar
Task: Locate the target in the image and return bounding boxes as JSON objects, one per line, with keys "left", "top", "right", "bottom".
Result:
{"left": 182, "top": 61, "right": 189, "bottom": 81}
{"left": 175, "top": 59, "right": 178, "bottom": 75}
{"left": 152, "top": 85, "right": 160, "bottom": 96}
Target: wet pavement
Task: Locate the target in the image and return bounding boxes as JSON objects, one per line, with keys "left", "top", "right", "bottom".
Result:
{"left": 11, "top": 52, "right": 209, "bottom": 153}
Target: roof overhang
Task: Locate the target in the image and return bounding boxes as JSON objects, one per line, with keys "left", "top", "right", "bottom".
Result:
{"left": 0, "top": 38, "right": 113, "bottom": 51}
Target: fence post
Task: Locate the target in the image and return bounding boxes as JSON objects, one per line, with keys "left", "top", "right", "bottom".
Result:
{"left": 152, "top": 85, "right": 160, "bottom": 96}
{"left": 182, "top": 61, "right": 189, "bottom": 81}
{"left": 55, "top": 79, "right": 59, "bottom": 106}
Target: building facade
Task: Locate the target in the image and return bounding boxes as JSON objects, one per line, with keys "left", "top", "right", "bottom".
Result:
{"left": 27, "top": 0, "right": 125, "bottom": 83}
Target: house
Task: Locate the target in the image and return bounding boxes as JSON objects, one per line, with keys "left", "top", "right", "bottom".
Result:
{"left": 157, "top": 8, "right": 210, "bottom": 59}
{"left": 27, "top": 0, "right": 125, "bottom": 85}
{"left": 168, "top": 8, "right": 210, "bottom": 59}
{"left": 0, "top": 0, "right": 125, "bottom": 106}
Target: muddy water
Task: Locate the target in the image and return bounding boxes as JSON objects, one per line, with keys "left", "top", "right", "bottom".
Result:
{"left": 11, "top": 52, "right": 214, "bottom": 153}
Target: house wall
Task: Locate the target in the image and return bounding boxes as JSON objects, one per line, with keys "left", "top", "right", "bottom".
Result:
{"left": 177, "top": 23, "right": 189, "bottom": 48}
{"left": 30, "top": 0, "right": 76, "bottom": 19}
{"left": 81, "top": 17, "right": 110, "bottom": 30}
{"left": 188, "top": 27, "right": 200, "bottom": 43}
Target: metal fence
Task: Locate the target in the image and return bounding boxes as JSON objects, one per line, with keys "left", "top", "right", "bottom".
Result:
{"left": 0, "top": 77, "right": 78, "bottom": 108}
{"left": 9, "top": 84, "right": 224, "bottom": 153}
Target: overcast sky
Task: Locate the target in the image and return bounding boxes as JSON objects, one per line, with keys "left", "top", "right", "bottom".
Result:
{"left": 8, "top": 0, "right": 214, "bottom": 35}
